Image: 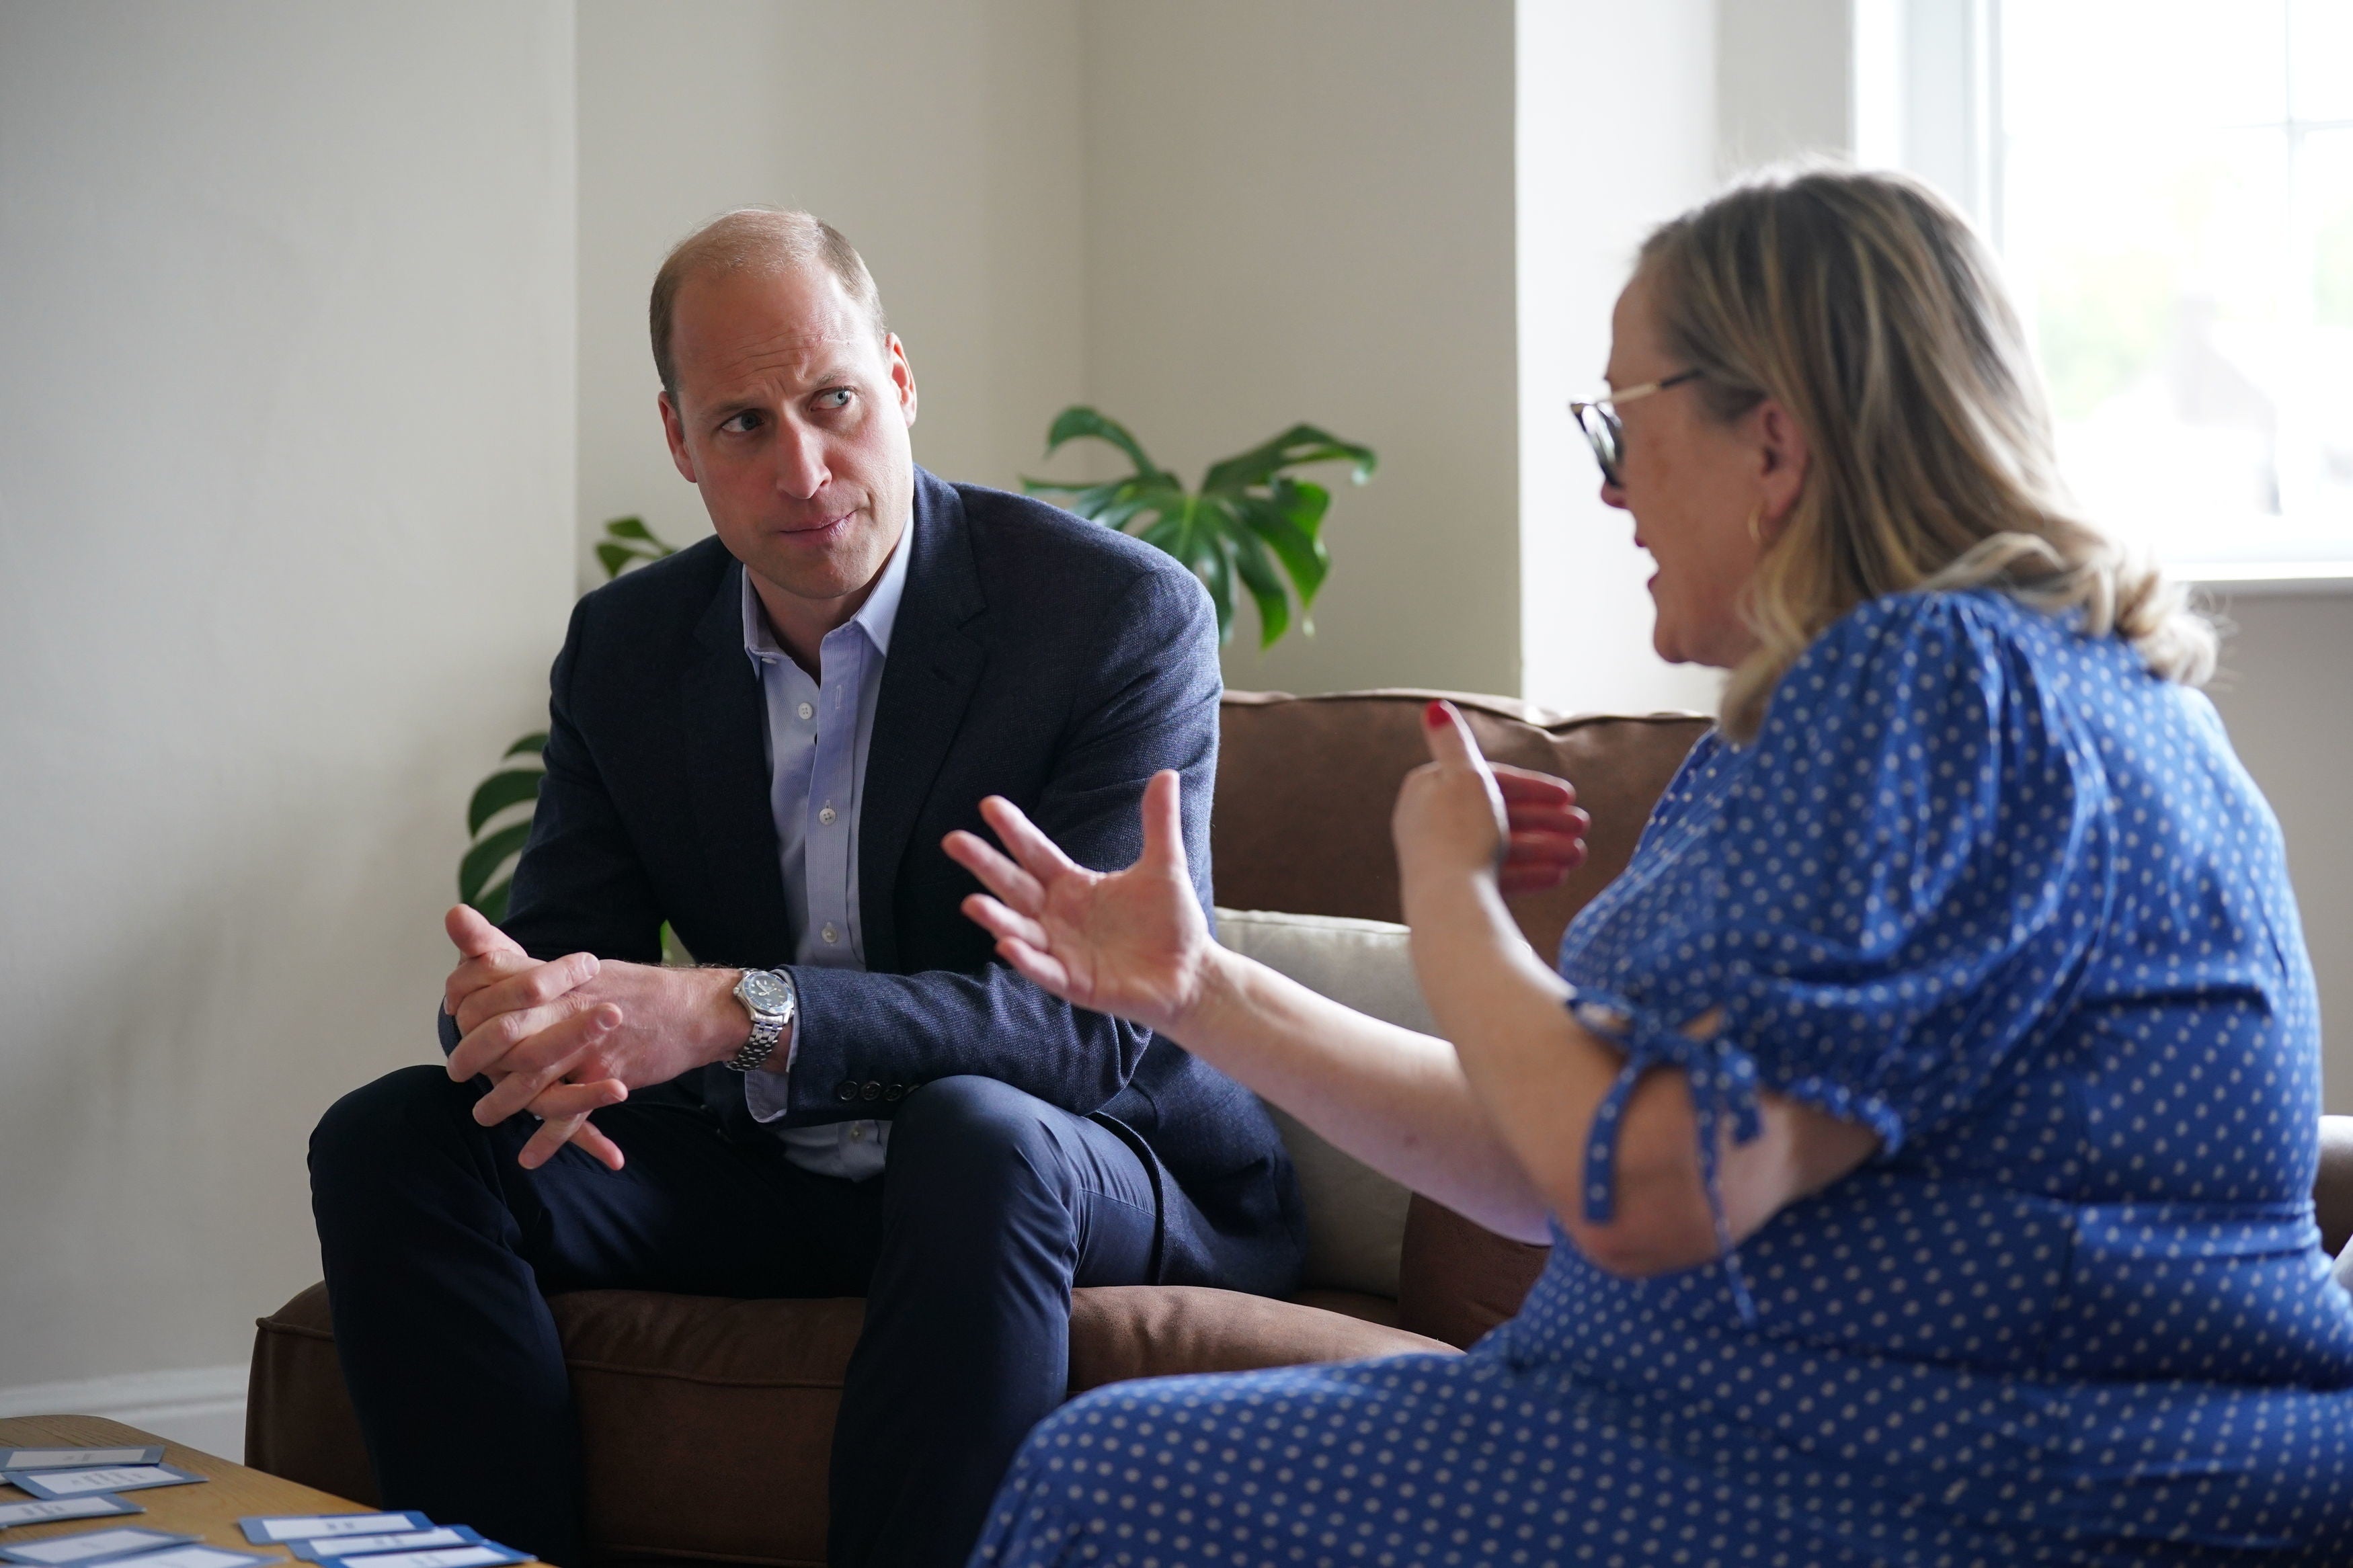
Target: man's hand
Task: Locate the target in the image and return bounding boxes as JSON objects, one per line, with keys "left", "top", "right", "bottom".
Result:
{"left": 442, "top": 906, "right": 632, "bottom": 1170}
{"left": 442, "top": 907, "right": 754, "bottom": 1168}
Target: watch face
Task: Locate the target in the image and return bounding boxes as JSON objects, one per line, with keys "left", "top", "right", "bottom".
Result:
{"left": 739, "top": 971, "right": 789, "bottom": 1013}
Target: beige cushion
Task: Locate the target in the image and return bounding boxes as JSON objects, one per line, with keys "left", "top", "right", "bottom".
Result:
{"left": 1215, "top": 908, "right": 1426, "bottom": 1298}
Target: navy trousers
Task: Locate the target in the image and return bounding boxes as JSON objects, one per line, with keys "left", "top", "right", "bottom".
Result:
{"left": 309, "top": 1067, "right": 1181, "bottom": 1568}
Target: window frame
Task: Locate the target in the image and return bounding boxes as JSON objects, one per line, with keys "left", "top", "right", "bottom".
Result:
{"left": 1852, "top": 0, "right": 2353, "bottom": 590}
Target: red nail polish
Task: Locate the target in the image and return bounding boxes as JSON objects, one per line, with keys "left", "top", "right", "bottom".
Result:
{"left": 1424, "top": 701, "right": 1447, "bottom": 727}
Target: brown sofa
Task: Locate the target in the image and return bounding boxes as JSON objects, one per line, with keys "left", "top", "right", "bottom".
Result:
{"left": 247, "top": 688, "right": 2353, "bottom": 1567}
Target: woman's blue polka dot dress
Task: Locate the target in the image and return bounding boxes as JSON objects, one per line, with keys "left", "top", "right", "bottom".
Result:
{"left": 973, "top": 590, "right": 2353, "bottom": 1565}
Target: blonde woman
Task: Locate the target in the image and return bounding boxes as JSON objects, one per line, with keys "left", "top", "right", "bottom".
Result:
{"left": 945, "top": 167, "right": 2353, "bottom": 1564}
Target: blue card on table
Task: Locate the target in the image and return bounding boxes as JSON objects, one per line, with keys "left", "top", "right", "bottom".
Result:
{"left": 89, "top": 1548, "right": 273, "bottom": 1568}
{"left": 288, "top": 1529, "right": 481, "bottom": 1563}
{"left": 0, "top": 1526, "right": 196, "bottom": 1565}
{"left": 0, "top": 1470, "right": 200, "bottom": 1503}
{"left": 300, "top": 1548, "right": 526, "bottom": 1568}
{"left": 237, "top": 1516, "right": 431, "bottom": 1547}
{"left": 0, "top": 1497, "right": 142, "bottom": 1530}
{"left": 0, "top": 1454, "right": 163, "bottom": 1475}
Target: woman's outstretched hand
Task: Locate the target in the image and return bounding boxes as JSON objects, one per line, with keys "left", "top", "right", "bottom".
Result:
{"left": 943, "top": 771, "right": 1213, "bottom": 1038}
{"left": 1396, "top": 700, "right": 1590, "bottom": 895}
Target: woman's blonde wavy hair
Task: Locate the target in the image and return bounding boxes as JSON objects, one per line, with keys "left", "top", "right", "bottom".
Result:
{"left": 1636, "top": 164, "right": 2215, "bottom": 743}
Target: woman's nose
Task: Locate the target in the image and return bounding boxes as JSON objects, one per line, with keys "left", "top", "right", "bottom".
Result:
{"left": 1599, "top": 477, "right": 1628, "bottom": 511}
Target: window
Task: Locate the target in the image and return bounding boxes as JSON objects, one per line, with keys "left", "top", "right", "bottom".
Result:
{"left": 1860, "top": 0, "right": 2353, "bottom": 580}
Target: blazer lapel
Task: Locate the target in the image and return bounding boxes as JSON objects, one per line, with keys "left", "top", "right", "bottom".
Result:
{"left": 682, "top": 559, "right": 794, "bottom": 961}
{"left": 859, "top": 470, "right": 988, "bottom": 975}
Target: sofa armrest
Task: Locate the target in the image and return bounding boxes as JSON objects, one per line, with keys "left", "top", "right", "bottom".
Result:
{"left": 2318, "top": 1115, "right": 2353, "bottom": 1257}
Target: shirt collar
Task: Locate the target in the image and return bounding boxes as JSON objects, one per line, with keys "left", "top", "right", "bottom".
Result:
{"left": 739, "top": 515, "right": 914, "bottom": 663}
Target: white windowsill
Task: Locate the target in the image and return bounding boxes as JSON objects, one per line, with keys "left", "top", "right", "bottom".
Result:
{"left": 2173, "top": 561, "right": 2353, "bottom": 596}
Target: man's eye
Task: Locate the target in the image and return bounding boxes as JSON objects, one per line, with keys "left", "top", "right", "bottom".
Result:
{"left": 816, "top": 389, "right": 853, "bottom": 411}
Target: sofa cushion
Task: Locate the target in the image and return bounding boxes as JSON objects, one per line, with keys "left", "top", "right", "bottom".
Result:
{"left": 249, "top": 1281, "right": 1451, "bottom": 1568}
{"left": 1068, "top": 1286, "right": 1446, "bottom": 1391}
{"left": 1216, "top": 908, "right": 1426, "bottom": 1298}
{"left": 1397, "top": 1195, "right": 1553, "bottom": 1350}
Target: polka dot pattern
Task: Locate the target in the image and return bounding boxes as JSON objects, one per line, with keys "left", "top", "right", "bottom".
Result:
{"left": 974, "top": 591, "right": 2353, "bottom": 1564}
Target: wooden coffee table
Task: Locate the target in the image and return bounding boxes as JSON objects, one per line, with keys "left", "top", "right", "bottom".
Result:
{"left": 0, "top": 1415, "right": 542, "bottom": 1567}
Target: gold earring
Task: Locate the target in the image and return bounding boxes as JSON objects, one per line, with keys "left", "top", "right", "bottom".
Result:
{"left": 1746, "top": 503, "right": 1763, "bottom": 546}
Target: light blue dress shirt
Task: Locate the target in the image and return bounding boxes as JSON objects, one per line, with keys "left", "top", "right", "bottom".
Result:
{"left": 737, "top": 532, "right": 912, "bottom": 1180}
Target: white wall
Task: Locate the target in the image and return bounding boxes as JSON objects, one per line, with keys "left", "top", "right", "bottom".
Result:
{"left": 576, "top": 0, "right": 1087, "bottom": 579}
{"left": 2204, "top": 595, "right": 2353, "bottom": 1109}
{"left": 1716, "top": 0, "right": 1853, "bottom": 176}
{"left": 0, "top": 0, "right": 577, "bottom": 1409}
{"left": 1518, "top": 0, "right": 1726, "bottom": 718}
{"left": 1080, "top": 1, "right": 1523, "bottom": 699}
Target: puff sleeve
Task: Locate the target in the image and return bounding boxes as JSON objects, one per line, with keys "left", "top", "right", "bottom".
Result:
{"left": 1559, "top": 593, "right": 2110, "bottom": 1289}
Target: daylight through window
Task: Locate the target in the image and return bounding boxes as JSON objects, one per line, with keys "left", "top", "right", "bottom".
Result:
{"left": 1998, "top": 0, "right": 2353, "bottom": 576}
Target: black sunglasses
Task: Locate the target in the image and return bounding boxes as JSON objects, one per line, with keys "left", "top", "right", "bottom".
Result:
{"left": 1567, "top": 368, "right": 1704, "bottom": 487}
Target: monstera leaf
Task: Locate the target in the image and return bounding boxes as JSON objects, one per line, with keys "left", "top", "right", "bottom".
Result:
{"left": 1023, "top": 407, "right": 1377, "bottom": 648}
{"left": 459, "top": 515, "right": 679, "bottom": 921}
{"left": 458, "top": 732, "right": 547, "bottom": 924}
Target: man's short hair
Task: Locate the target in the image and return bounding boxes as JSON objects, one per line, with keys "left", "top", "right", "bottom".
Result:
{"left": 648, "top": 208, "right": 888, "bottom": 399}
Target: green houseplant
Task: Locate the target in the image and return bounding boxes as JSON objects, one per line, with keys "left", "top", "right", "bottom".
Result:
{"left": 1021, "top": 407, "right": 1376, "bottom": 648}
{"left": 459, "top": 516, "right": 676, "bottom": 922}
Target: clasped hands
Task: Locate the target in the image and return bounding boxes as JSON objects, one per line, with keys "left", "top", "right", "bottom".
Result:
{"left": 439, "top": 907, "right": 751, "bottom": 1171}
{"left": 942, "top": 700, "right": 1589, "bottom": 1034}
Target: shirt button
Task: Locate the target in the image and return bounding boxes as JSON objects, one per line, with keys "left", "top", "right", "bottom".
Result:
{"left": 848, "top": 1123, "right": 865, "bottom": 1141}
{"left": 822, "top": 923, "right": 839, "bottom": 944}
{"left": 819, "top": 804, "right": 838, "bottom": 825}
{"left": 797, "top": 702, "right": 814, "bottom": 720}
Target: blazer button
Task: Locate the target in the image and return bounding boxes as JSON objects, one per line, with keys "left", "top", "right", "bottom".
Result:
{"left": 883, "top": 1083, "right": 904, "bottom": 1102}
{"left": 834, "top": 1080, "right": 858, "bottom": 1102}
{"left": 861, "top": 1081, "right": 881, "bottom": 1101}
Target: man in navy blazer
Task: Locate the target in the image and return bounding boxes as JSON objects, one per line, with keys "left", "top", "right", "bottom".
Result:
{"left": 309, "top": 209, "right": 1302, "bottom": 1568}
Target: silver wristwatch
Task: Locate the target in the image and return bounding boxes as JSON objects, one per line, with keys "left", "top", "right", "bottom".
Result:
{"left": 726, "top": 968, "right": 796, "bottom": 1073}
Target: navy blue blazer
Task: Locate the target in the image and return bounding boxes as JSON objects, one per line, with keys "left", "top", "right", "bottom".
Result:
{"left": 497, "top": 468, "right": 1304, "bottom": 1294}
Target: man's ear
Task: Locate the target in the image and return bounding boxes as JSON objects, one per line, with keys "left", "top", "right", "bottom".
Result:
{"left": 657, "top": 390, "right": 699, "bottom": 484}
{"left": 887, "top": 333, "right": 918, "bottom": 429}
{"left": 1753, "top": 397, "right": 1810, "bottom": 527}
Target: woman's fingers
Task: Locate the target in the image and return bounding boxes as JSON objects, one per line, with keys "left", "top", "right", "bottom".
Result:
{"left": 960, "top": 892, "right": 1051, "bottom": 953}
{"left": 1419, "top": 700, "right": 1486, "bottom": 772}
{"left": 992, "top": 934, "right": 1075, "bottom": 999}
{"left": 1491, "top": 764, "right": 1577, "bottom": 805}
{"left": 944, "top": 829, "right": 1047, "bottom": 914}
{"left": 978, "top": 795, "right": 1086, "bottom": 882}
{"left": 1506, "top": 827, "right": 1581, "bottom": 865}
{"left": 1497, "top": 843, "right": 1585, "bottom": 892}
{"left": 1140, "top": 771, "right": 1189, "bottom": 874}
{"left": 1506, "top": 803, "right": 1587, "bottom": 838}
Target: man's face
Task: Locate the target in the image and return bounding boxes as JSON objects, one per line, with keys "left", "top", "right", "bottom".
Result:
{"left": 659, "top": 264, "right": 917, "bottom": 617}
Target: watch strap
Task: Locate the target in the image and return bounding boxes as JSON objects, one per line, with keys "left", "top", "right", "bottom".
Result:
{"left": 725, "top": 968, "right": 795, "bottom": 1073}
